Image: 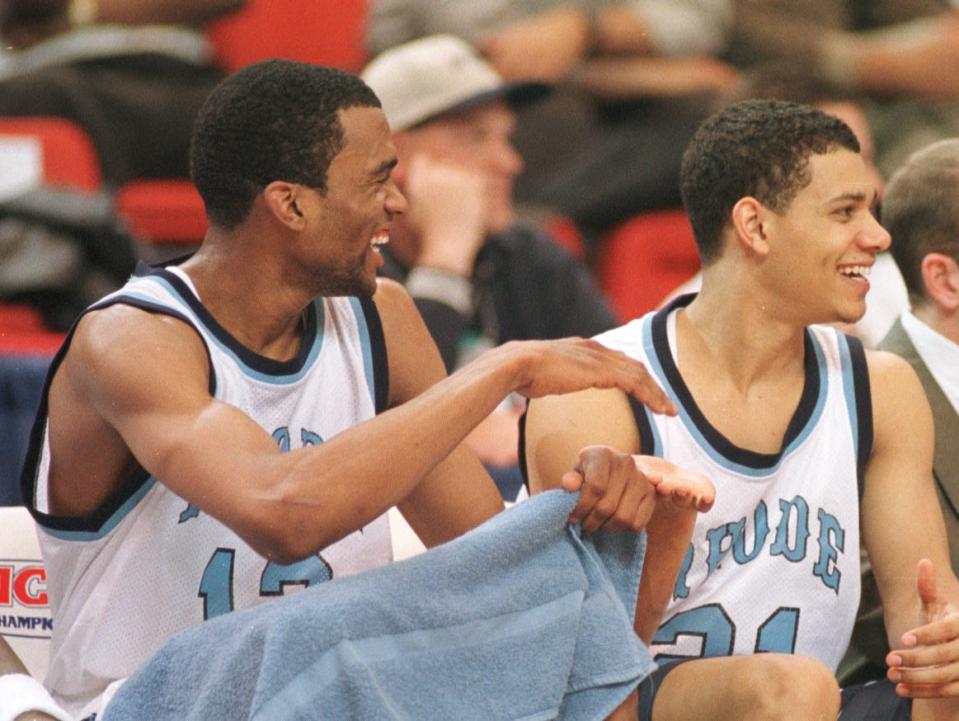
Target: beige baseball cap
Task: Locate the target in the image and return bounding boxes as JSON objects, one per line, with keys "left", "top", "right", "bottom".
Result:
{"left": 361, "top": 34, "right": 549, "bottom": 131}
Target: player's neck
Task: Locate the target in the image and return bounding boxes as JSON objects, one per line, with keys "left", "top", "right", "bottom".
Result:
{"left": 683, "top": 276, "right": 806, "bottom": 391}
{"left": 179, "top": 242, "right": 311, "bottom": 362}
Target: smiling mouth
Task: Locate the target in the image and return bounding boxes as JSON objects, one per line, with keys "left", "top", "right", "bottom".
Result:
{"left": 838, "top": 264, "right": 872, "bottom": 281}
{"left": 370, "top": 230, "right": 389, "bottom": 252}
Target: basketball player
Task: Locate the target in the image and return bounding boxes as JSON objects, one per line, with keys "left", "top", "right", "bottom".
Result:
{"left": 16, "top": 60, "right": 684, "bottom": 719}
{"left": 525, "top": 99, "right": 959, "bottom": 721}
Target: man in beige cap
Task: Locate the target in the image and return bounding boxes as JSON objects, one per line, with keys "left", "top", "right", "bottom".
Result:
{"left": 362, "top": 35, "right": 619, "bottom": 497}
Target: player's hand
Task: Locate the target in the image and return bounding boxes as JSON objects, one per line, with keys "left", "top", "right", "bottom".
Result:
{"left": 401, "top": 154, "right": 488, "bottom": 276}
{"left": 562, "top": 445, "right": 657, "bottom": 535}
{"left": 887, "top": 559, "right": 959, "bottom": 697}
{"left": 505, "top": 338, "right": 676, "bottom": 416}
{"left": 635, "top": 455, "right": 715, "bottom": 513}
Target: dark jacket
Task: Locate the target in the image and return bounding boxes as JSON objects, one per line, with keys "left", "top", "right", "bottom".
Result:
{"left": 841, "top": 317, "right": 959, "bottom": 684}
{"left": 379, "top": 222, "right": 619, "bottom": 371}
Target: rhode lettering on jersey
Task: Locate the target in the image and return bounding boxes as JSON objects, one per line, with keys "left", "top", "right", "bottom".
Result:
{"left": 674, "top": 495, "right": 846, "bottom": 600}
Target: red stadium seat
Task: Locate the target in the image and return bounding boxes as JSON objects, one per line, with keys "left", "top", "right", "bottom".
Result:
{"left": 542, "top": 215, "right": 587, "bottom": 261}
{"left": 0, "top": 117, "right": 100, "bottom": 351}
{"left": 0, "top": 303, "right": 65, "bottom": 355}
{"left": 0, "top": 116, "right": 102, "bottom": 192}
{"left": 207, "top": 0, "right": 370, "bottom": 72}
{"left": 596, "top": 210, "right": 701, "bottom": 321}
{"left": 115, "top": 180, "right": 207, "bottom": 246}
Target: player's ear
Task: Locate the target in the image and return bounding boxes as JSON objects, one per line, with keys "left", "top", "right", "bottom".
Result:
{"left": 731, "top": 196, "right": 769, "bottom": 257}
{"left": 263, "top": 181, "right": 306, "bottom": 230}
{"left": 921, "top": 252, "right": 959, "bottom": 312}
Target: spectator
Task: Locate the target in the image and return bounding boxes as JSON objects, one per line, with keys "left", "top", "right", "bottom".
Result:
{"left": 362, "top": 35, "right": 619, "bottom": 493}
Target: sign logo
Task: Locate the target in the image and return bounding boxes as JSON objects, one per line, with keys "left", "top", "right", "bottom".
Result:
{"left": 0, "top": 560, "right": 53, "bottom": 639}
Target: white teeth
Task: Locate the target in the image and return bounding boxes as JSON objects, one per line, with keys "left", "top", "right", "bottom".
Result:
{"left": 839, "top": 264, "right": 871, "bottom": 278}
{"left": 370, "top": 232, "right": 389, "bottom": 247}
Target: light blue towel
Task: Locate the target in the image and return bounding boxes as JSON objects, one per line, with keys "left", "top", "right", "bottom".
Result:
{"left": 102, "top": 491, "right": 656, "bottom": 721}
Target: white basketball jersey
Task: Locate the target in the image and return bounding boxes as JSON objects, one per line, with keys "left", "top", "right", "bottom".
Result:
{"left": 22, "top": 262, "right": 393, "bottom": 716}
{"left": 596, "top": 296, "right": 870, "bottom": 671}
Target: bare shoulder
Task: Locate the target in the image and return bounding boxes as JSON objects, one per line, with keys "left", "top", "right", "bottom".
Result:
{"left": 371, "top": 277, "right": 419, "bottom": 330}
{"left": 864, "top": 348, "right": 933, "bottom": 452}
{"left": 528, "top": 387, "right": 635, "bottom": 435}
{"left": 60, "top": 304, "right": 211, "bottom": 406}
{"left": 371, "top": 277, "right": 448, "bottom": 405}
{"left": 865, "top": 348, "right": 927, "bottom": 409}
{"left": 46, "top": 305, "right": 213, "bottom": 514}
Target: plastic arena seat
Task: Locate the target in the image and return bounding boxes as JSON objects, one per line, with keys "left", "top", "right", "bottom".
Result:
{"left": 207, "top": 0, "right": 370, "bottom": 72}
{"left": 0, "top": 116, "right": 102, "bottom": 192}
{"left": 0, "top": 306, "right": 63, "bottom": 355}
{"left": 0, "top": 117, "right": 95, "bottom": 350}
{"left": 596, "top": 209, "right": 701, "bottom": 320}
{"left": 115, "top": 179, "right": 207, "bottom": 247}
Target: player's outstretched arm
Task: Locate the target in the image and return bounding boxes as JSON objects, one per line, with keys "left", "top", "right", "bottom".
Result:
{"left": 632, "top": 455, "right": 714, "bottom": 644}
{"left": 58, "top": 280, "right": 674, "bottom": 564}
{"left": 860, "top": 350, "right": 959, "bottom": 713}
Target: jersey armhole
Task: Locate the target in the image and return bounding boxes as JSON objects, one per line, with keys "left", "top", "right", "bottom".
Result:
{"left": 21, "top": 295, "right": 216, "bottom": 533}
{"left": 628, "top": 396, "right": 661, "bottom": 457}
{"left": 845, "top": 334, "right": 873, "bottom": 500}
{"left": 358, "top": 296, "right": 389, "bottom": 414}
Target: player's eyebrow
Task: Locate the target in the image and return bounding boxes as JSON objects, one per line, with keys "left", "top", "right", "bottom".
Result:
{"left": 370, "top": 157, "right": 398, "bottom": 179}
{"left": 825, "top": 191, "right": 869, "bottom": 205}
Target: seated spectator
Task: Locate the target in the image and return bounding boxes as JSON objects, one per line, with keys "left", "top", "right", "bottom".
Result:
{"left": 845, "top": 137, "right": 959, "bottom": 685}
{"left": 361, "top": 35, "right": 619, "bottom": 496}
{"left": 0, "top": 0, "right": 245, "bottom": 185}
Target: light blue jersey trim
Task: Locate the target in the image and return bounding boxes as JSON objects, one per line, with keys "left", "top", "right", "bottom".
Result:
{"left": 642, "top": 316, "right": 830, "bottom": 478}
{"left": 41, "top": 477, "right": 158, "bottom": 541}
{"left": 251, "top": 591, "right": 585, "bottom": 721}
{"left": 347, "top": 296, "right": 376, "bottom": 404}
{"left": 123, "top": 276, "right": 326, "bottom": 385}
{"left": 837, "top": 333, "right": 860, "bottom": 460}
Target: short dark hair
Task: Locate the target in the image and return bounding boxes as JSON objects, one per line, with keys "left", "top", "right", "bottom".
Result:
{"left": 680, "top": 99, "right": 860, "bottom": 264}
{"left": 190, "top": 59, "right": 381, "bottom": 229}
{"left": 883, "top": 139, "right": 959, "bottom": 306}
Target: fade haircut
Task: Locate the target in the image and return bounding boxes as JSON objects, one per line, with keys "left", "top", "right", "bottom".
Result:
{"left": 883, "top": 139, "right": 959, "bottom": 306}
{"left": 680, "top": 99, "right": 860, "bottom": 265}
{"left": 190, "top": 59, "right": 381, "bottom": 229}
